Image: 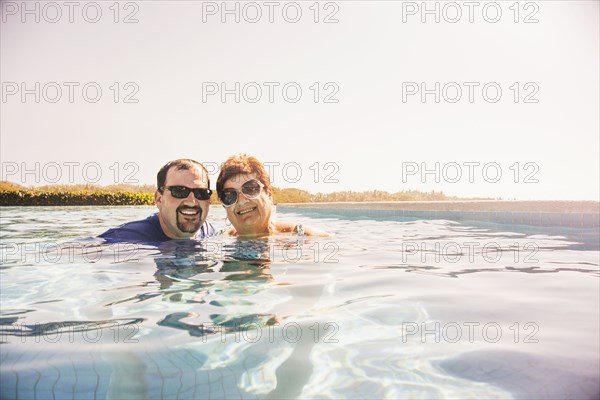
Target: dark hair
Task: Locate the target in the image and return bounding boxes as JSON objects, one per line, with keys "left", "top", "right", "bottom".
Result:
{"left": 157, "top": 159, "right": 210, "bottom": 192}
{"left": 216, "top": 154, "right": 272, "bottom": 198}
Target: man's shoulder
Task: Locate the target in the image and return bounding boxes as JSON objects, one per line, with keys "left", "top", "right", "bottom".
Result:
{"left": 99, "top": 215, "right": 216, "bottom": 243}
{"left": 98, "top": 214, "right": 168, "bottom": 243}
{"left": 107, "top": 214, "right": 160, "bottom": 232}
{"left": 274, "top": 221, "right": 330, "bottom": 237}
{"left": 117, "top": 214, "right": 159, "bottom": 229}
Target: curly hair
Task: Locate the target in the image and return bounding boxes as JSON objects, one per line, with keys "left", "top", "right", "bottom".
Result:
{"left": 216, "top": 154, "right": 272, "bottom": 197}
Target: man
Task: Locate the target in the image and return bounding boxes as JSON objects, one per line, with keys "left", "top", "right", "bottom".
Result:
{"left": 99, "top": 159, "right": 215, "bottom": 243}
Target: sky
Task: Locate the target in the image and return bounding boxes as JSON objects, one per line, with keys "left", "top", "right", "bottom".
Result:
{"left": 1, "top": 0, "right": 599, "bottom": 200}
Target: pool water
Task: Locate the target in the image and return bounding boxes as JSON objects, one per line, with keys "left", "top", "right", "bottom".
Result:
{"left": 1, "top": 206, "right": 599, "bottom": 399}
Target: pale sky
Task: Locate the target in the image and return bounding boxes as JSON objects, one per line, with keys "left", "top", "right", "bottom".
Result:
{"left": 1, "top": 0, "right": 598, "bottom": 200}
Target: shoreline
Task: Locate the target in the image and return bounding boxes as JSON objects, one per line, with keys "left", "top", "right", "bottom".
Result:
{"left": 277, "top": 200, "right": 600, "bottom": 214}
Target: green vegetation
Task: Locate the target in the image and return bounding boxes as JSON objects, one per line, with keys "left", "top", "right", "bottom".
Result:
{"left": 0, "top": 181, "right": 479, "bottom": 206}
{"left": 309, "top": 189, "right": 455, "bottom": 202}
{"left": 0, "top": 181, "right": 153, "bottom": 206}
{"left": 271, "top": 187, "right": 313, "bottom": 203}
{"left": 271, "top": 188, "right": 466, "bottom": 203}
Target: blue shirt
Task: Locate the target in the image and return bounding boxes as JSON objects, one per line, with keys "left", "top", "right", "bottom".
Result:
{"left": 99, "top": 214, "right": 215, "bottom": 244}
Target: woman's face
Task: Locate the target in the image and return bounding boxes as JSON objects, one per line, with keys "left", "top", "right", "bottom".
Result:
{"left": 222, "top": 174, "right": 273, "bottom": 236}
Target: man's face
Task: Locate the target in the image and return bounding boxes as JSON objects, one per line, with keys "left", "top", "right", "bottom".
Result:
{"left": 155, "top": 166, "right": 210, "bottom": 239}
{"left": 223, "top": 173, "right": 272, "bottom": 236}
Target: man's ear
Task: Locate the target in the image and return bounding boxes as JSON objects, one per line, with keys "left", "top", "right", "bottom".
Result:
{"left": 155, "top": 190, "right": 163, "bottom": 210}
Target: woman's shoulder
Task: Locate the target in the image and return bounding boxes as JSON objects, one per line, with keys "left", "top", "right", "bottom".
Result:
{"left": 274, "top": 221, "right": 297, "bottom": 233}
{"left": 274, "top": 222, "right": 331, "bottom": 237}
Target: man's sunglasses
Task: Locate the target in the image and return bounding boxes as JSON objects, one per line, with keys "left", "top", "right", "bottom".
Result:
{"left": 161, "top": 186, "right": 212, "bottom": 200}
{"left": 219, "top": 179, "right": 264, "bottom": 207}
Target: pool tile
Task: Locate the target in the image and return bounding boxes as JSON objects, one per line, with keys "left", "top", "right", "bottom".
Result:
{"left": 561, "top": 213, "right": 576, "bottom": 228}
{"left": 582, "top": 213, "right": 598, "bottom": 228}
{"left": 547, "top": 213, "right": 562, "bottom": 227}
{"left": 531, "top": 212, "right": 542, "bottom": 227}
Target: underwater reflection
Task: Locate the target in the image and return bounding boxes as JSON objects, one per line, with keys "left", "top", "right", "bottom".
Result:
{"left": 153, "top": 238, "right": 289, "bottom": 338}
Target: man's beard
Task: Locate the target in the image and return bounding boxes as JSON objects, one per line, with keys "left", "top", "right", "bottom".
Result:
{"left": 176, "top": 206, "right": 202, "bottom": 233}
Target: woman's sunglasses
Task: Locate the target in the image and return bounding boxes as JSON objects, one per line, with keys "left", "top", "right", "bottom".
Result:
{"left": 219, "top": 179, "right": 264, "bottom": 207}
{"left": 161, "top": 186, "right": 212, "bottom": 200}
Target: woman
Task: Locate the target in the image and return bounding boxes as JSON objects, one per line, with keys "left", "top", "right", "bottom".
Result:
{"left": 216, "top": 154, "right": 326, "bottom": 237}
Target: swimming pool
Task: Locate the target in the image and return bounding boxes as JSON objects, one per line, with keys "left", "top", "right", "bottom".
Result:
{"left": 1, "top": 205, "right": 598, "bottom": 399}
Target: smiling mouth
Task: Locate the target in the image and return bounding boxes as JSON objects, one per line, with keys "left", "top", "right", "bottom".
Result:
{"left": 178, "top": 208, "right": 200, "bottom": 217}
{"left": 236, "top": 206, "right": 257, "bottom": 216}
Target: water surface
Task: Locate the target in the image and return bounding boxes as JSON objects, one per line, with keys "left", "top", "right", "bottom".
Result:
{"left": 1, "top": 206, "right": 598, "bottom": 399}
